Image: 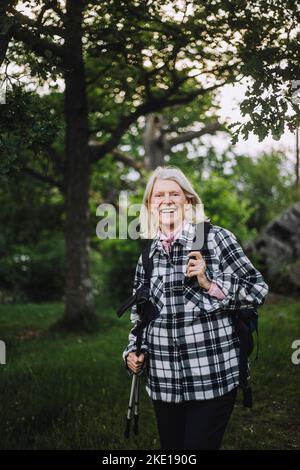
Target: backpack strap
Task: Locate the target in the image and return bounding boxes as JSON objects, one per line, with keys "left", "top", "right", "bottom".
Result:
{"left": 191, "top": 220, "right": 213, "bottom": 251}
{"left": 116, "top": 240, "right": 153, "bottom": 318}
{"left": 141, "top": 239, "right": 154, "bottom": 284}
{"left": 190, "top": 220, "right": 213, "bottom": 251}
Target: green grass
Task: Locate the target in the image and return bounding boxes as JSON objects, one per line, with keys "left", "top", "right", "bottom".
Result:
{"left": 0, "top": 295, "right": 299, "bottom": 449}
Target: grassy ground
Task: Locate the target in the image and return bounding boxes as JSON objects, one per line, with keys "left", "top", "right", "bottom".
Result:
{"left": 0, "top": 294, "right": 299, "bottom": 450}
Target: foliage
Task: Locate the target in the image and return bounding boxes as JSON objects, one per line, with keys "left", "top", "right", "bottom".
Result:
{"left": 0, "top": 174, "right": 65, "bottom": 302}
{"left": 0, "top": 86, "right": 62, "bottom": 176}
{"left": 0, "top": 236, "right": 65, "bottom": 303}
{"left": 3, "top": 0, "right": 300, "bottom": 150}
{"left": 231, "top": 151, "right": 297, "bottom": 232}
{"left": 0, "top": 296, "right": 299, "bottom": 449}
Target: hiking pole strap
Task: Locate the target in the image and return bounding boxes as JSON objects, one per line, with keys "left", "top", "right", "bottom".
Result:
{"left": 233, "top": 315, "right": 253, "bottom": 408}
{"left": 116, "top": 290, "right": 139, "bottom": 318}
{"left": 237, "top": 318, "right": 249, "bottom": 389}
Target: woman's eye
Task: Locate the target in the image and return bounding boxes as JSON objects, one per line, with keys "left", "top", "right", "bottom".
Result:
{"left": 153, "top": 193, "right": 181, "bottom": 200}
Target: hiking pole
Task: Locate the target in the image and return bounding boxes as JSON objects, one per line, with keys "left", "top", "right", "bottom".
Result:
{"left": 124, "top": 319, "right": 143, "bottom": 439}
{"left": 119, "top": 282, "right": 156, "bottom": 439}
{"left": 124, "top": 371, "right": 138, "bottom": 438}
{"left": 133, "top": 323, "right": 143, "bottom": 436}
{"left": 133, "top": 373, "right": 140, "bottom": 435}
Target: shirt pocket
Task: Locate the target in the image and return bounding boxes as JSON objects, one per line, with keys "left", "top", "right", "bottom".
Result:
{"left": 150, "top": 273, "right": 164, "bottom": 311}
{"left": 183, "top": 275, "right": 202, "bottom": 313}
{"left": 182, "top": 250, "right": 219, "bottom": 315}
{"left": 201, "top": 248, "right": 219, "bottom": 271}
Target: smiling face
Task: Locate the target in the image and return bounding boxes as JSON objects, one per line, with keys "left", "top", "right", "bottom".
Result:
{"left": 149, "top": 179, "right": 190, "bottom": 233}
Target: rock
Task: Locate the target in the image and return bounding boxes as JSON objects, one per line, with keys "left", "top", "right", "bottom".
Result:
{"left": 247, "top": 201, "right": 300, "bottom": 295}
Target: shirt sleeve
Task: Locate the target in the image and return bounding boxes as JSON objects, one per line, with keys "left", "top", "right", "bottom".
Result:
{"left": 207, "top": 227, "right": 269, "bottom": 310}
{"left": 122, "top": 254, "right": 149, "bottom": 377}
{"left": 205, "top": 281, "right": 226, "bottom": 299}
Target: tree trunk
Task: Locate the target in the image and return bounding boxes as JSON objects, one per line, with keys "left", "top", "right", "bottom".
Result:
{"left": 143, "top": 114, "right": 167, "bottom": 170}
{"left": 54, "top": 0, "right": 97, "bottom": 332}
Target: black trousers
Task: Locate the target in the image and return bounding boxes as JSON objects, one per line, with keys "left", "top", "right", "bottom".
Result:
{"left": 152, "top": 386, "right": 238, "bottom": 450}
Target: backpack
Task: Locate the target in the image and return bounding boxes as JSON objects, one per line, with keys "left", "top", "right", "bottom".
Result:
{"left": 117, "top": 220, "right": 259, "bottom": 408}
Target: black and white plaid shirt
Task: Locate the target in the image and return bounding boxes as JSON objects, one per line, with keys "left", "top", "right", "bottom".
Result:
{"left": 122, "top": 221, "right": 269, "bottom": 402}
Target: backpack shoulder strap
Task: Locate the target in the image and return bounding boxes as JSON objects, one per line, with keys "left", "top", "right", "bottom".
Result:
{"left": 116, "top": 239, "right": 153, "bottom": 318}
{"left": 141, "top": 239, "right": 154, "bottom": 284}
{"left": 191, "top": 219, "right": 213, "bottom": 251}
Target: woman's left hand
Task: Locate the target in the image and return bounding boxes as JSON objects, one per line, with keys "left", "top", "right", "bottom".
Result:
{"left": 186, "top": 251, "right": 212, "bottom": 290}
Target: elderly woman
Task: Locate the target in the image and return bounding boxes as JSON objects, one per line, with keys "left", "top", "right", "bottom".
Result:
{"left": 122, "top": 166, "right": 269, "bottom": 450}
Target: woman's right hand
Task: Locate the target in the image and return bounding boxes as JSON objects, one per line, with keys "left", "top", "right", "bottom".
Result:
{"left": 126, "top": 352, "right": 145, "bottom": 374}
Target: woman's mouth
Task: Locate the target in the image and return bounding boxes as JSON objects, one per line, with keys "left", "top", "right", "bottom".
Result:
{"left": 160, "top": 207, "right": 177, "bottom": 214}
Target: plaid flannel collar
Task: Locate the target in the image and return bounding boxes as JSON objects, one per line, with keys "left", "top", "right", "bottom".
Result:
{"left": 148, "top": 219, "right": 196, "bottom": 258}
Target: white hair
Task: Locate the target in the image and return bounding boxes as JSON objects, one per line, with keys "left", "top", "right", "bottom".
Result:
{"left": 139, "top": 165, "right": 210, "bottom": 238}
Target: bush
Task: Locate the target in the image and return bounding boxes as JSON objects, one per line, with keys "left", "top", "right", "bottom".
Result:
{"left": 0, "top": 236, "right": 65, "bottom": 303}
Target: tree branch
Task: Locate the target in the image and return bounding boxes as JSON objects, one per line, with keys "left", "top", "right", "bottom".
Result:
{"left": 89, "top": 141, "right": 143, "bottom": 173}
{"left": 111, "top": 148, "right": 143, "bottom": 173}
{"left": 10, "top": 9, "right": 64, "bottom": 38}
{"left": 90, "top": 79, "right": 232, "bottom": 163}
{"left": 0, "top": 34, "right": 10, "bottom": 68}
{"left": 47, "top": 146, "right": 65, "bottom": 175}
{"left": 22, "top": 165, "right": 64, "bottom": 193}
{"left": 0, "top": 1, "right": 17, "bottom": 66}
{"left": 36, "top": 0, "right": 66, "bottom": 27}
{"left": 166, "top": 121, "right": 224, "bottom": 150}
{"left": 85, "top": 63, "right": 112, "bottom": 86}
{"left": 9, "top": 18, "right": 68, "bottom": 63}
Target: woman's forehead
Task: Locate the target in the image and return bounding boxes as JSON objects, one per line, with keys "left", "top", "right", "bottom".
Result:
{"left": 152, "top": 179, "right": 183, "bottom": 192}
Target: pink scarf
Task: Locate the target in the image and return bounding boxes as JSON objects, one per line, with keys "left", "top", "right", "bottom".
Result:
{"left": 159, "top": 219, "right": 187, "bottom": 255}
